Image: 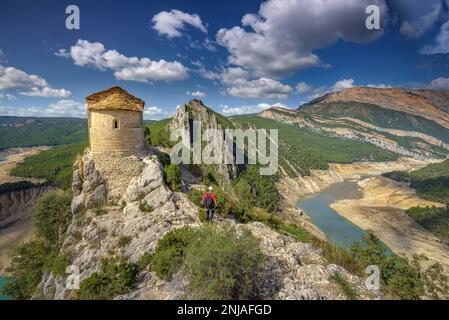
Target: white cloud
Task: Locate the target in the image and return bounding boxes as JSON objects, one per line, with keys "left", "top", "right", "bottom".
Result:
{"left": 194, "top": 64, "right": 293, "bottom": 99}
{"left": 366, "top": 83, "right": 390, "bottom": 88}
{"left": 186, "top": 90, "right": 206, "bottom": 98}
{"left": 0, "top": 65, "right": 71, "bottom": 98}
{"left": 332, "top": 78, "right": 355, "bottom": 91}
{"left": 143, "top": 106, "right": 172, "bottom": 120}
{"left": 227, "top": 77, "right": 292, "bottom": 99}
{"left": 221, "top": 103, "right": 271, "bottom": 115}
{"left": 420, "top": 20, "right": 449, "bottom": 54}
{"left": 152, "top": 10, "right": 207, "bottom": 38}
{"left": 54, "top": 48, "right": 71, "bottom": 58}
{"left": 430, "top": 77, "right": 449, "bottom": 90}
{"left": 64, "top": 39, "right": 188, "bottom": 82}
{"left": 400, "top": 4, "right": 443, "bottom": 38}
{"left": 295, "top": 82, "right": 312, "bottom": 94}
{"left": 216, "top": 0, "right": 388, "bottom": 77}
{"left": 20, "top": 87, "right": 71, "bottom": 98}
{"left": 0, "top": 93, "right": 15, "bottom": 100}
{"left": 203, "top": 38, "right": 217, "bottom": 52}
{"left": 0, "top": 99, "right": 85, "bottom": 118}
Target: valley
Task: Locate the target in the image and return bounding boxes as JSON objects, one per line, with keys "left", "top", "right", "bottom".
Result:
{"left": 2, "top": 87, "right": 449, "bottom": 300}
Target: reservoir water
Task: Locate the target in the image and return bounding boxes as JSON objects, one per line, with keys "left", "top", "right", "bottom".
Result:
{"left": 297, "top": 180, "right": 367, "bottom": 248}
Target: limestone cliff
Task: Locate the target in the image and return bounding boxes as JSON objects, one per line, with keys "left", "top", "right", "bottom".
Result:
{"left": 36, "top": 148, "right": 381, "bottom": 300}
{"left": 168, "top": 99, "right": 239, "bottom": 185}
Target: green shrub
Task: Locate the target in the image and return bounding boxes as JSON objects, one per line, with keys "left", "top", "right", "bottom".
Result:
{"left": 4, "top": 190, "right": 74, "bottom": 299}
{"left": 164, "top": 163, "right": 182, "bottom": 191}
{"left": 2, "top": 240, "right": 50, "bottom": 299}
{"left": 34, "top": 191, "right": 72, "bottom": 247}
{"left": 233, "top": 165, "right": 279, "bottom": 214}
{"left": 49, "top": 252, "right": 70, "bottom": 276}
{"left": 137, "top": 252, "right": 152, "bottom": 271}
{"left": 184, "top": 224, "right": 266, "bottom": 299}
{"left": 151, "top": 227, "right": 196, "bottom": 280}
{"left": 330, "top": 272, "right": 357, "bottom": 299}
{"left": 138, "top": 201, "right": 154, "bottom": 213}
{"left": 118, "top": 236, "right": 132, "bottom": 248}
{"left": 350, "top": 231, "right": 448, "bottom": 299}
{"left": 76, "top": 259, "right": 138, "bottom": 300}
{"left": 198, "top": 208, "right": 207, "bottom": 222}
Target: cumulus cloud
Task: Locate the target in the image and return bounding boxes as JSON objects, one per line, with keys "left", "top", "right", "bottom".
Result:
{"left": 295, "top": 82, "right": 312, "bottom": 94}
{"left": 0, "top": 65, "right": 71, "bottom": 98}
{"left": 430, "top": 77, "right": 449, "bottom": 89}
{"left": 152, "top": 10, "right": 207, "bottom": 38}
{"left": 332, "top": 78, "right": 355, "bottom": 91}
{"left": 222, "top": 103, "right": 271, "bottom": 115}
{"left": 400, "top": 4, "right": 443, "bottom": 38}
{"left": 143, "top": 106, "right": 172, "bottom": 120}
{"left": 227, "top": 77, "right": 293, "bottom": 99}
{"left": 216, "top": 0, "right": 388, "bottom": 77}
{"left": 0, "top": 99, "right": 85, "bottom": 118}
{"left": 186, "top": 90, "right": 206, "bottom": 97}
{"left": 63, "top": 39, "right": 188, "bottom": 82}
{"left": 420, "top": 20, "right": 449, "bottom": 54}
{"left": 20, "top": 87, "right": 71, "bottom": 98}
{"left": 194, "top": 64, "right": 293, "bottom": 99}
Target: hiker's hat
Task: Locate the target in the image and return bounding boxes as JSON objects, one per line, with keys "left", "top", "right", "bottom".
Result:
{"left": 208, "top": 186, "right": 213, "bottom": 191}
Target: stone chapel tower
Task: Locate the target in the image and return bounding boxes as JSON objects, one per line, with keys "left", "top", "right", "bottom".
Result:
{"left": 85, "top": 86, "right": 148, "bottom": 200}
{"left": 86, "top": 86, "right": 146, "bottom": 155}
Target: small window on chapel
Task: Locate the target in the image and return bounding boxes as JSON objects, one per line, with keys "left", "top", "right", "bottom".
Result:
{"left": 113, "top": 120, "right": 119, "bottom": 129}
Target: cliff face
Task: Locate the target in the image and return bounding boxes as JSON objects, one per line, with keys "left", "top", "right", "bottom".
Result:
{"left": 36, "top": 148, "right": 381, "bottom": 300}
{"left": 168, "top": 99, "right": 239, "bottom": 185}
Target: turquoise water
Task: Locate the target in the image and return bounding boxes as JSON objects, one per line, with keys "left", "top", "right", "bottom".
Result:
{"left": 0, "top": 276, "right": 11, "bottom": 300}
{"left": 297, "top": 180, "right": 368, "bottom": 248}
{"left": 0, "top": 157, "right": 5, "bottom": 162}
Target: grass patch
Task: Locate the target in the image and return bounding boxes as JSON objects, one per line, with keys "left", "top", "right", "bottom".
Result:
{"left": 138, "top": 201, "right": 154, "bottom": 213}
{"left": 117, "top": 236, "right": 132, "bottom": 248}
{"left": 330, "top": 272, "right": 357, "bottom": 299}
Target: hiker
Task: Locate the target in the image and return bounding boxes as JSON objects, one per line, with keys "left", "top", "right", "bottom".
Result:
{"left": 202, "top": 186, "right": 217, "bottom": 221}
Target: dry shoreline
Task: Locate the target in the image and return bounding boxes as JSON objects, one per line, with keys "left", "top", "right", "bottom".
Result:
{"left": 277, "top": 157, "right": 437, "bottom": 241}
{"left": 331, "top": 176, "right": 449, "bottom": 271}
{"left": 0, "top": 146, "right": 50, "bottom": 275}
{"left": 0, "top": 146, "right": 49, "bottom": 184}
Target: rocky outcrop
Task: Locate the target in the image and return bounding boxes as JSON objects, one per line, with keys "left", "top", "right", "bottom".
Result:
{"left": 37, "top": 148, "right": 382, "bottom": 300}
{"left": 168, "top": 99, "right": 239, "bottom": 184}
{"left": 39, "top": 151, "right": 200, "bottom": 299}
{"left": 117, "top": 222, "right": 380, "bottom": 300}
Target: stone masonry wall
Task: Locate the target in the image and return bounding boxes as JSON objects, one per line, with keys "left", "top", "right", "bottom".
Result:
{"left": 89, "top": 109, "right": 146, "bottom": 154}
{"left": 92, "top": 152, "right": 146, "bottom": 201}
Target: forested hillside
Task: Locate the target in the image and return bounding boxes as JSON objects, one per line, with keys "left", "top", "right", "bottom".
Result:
{"left": 0, "top": 117, "right": 87, "bottom": 149}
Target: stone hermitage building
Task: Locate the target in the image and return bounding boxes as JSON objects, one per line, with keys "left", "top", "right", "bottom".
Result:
{"left": 84, "top": 86, "right": 149, "bottom": 200}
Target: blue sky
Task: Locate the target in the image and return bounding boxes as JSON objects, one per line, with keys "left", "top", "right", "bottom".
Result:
{"left": 0, "top": 0, "right": 449, "bottom": 119}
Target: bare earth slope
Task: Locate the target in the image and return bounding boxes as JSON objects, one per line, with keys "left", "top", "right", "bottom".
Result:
{"left": 314, "top": 87, "right": 449, "bottom": 129}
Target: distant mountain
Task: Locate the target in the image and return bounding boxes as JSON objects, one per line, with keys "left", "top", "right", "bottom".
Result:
{"left": 256, "top": 87, "right": 449, "bottom": 160}
{"left": 303, "top": 87, "right": 449, "bottom": 129}
{"left": 0, "top": 116, "right": 87, "bottom": 149}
